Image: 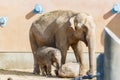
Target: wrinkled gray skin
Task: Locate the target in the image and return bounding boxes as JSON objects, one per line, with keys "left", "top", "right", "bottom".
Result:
{"left": 29, "top": 10, "right": 96, "bottom": 76}
{"left": 36, "top": 47, "right": 61, "bottom": 76}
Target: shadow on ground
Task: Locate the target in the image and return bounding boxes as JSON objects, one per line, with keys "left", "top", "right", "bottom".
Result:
{"left": 0, "top": 69, "right": 72, "bottom": 80}
{"left": 0, "top": 69, "right": 34, "bottom": 76}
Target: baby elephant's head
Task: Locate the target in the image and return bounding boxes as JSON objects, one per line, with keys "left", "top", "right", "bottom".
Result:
{"left": 47, "top": 50, "right": 57, "bottom": 62}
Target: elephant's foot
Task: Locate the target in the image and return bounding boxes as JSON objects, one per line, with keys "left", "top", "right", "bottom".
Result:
{"left": 33, "top": 67, "right": 40, "bottom": 75}
{"left": 79, "top": 65, "right": 86, "bottom": 76}
{"left": 86, "top": 70, "right": 94, "bottom": 76}
{"left": 33, "top": 70, "right": 40, "bottom": 75}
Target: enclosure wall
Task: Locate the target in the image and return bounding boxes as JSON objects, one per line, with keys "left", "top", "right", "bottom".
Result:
{"left": 0, "top": 0, "right": 120, "bottom": 52}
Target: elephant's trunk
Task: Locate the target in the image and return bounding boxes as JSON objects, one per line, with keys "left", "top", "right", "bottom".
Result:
{"left": 86, "top": 28, "right": 95, "bottom": 75}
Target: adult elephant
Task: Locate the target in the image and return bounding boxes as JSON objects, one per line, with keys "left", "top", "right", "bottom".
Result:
{"left": 29, "top": 10, "right": 96, "bottom": 76}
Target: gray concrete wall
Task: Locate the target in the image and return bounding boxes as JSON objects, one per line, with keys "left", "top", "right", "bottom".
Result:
{"left": 0, "top": 52, "right": 103, "bottom": 70}
{"left": 0, "top": 53, "right": 34, "bottom": 69}
{"left": 104, "top": 27, "right": 120, "bottom": 80}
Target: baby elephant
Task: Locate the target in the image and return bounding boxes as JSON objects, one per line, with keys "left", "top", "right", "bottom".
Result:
{"left": 36, "top": 47, "right": 61, "bottom": 77}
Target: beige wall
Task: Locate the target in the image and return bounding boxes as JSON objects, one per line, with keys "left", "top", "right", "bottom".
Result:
{"left": 0, "top": 0, "right": 120, "bottom": 52}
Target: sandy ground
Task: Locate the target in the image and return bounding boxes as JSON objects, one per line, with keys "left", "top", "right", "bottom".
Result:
{"left": 0, "top": 69, "right": 72, "bottom": 80}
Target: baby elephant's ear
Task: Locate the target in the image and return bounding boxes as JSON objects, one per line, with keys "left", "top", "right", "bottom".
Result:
{"left": 48, "top": 50, "right": 54, "bottom": 57}
{"left": 69, "top": 16, "right": 76, "bottom": 30}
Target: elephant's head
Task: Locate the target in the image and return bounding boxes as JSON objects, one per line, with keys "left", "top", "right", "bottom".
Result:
{"left": 69, "top": 13, "right": 96, "bottom": 45}
{"left": 69, "top": 13, "right": 96, "bottom": 75}
{"left": 47, "top": 50, "right": 57, "bottom": 62}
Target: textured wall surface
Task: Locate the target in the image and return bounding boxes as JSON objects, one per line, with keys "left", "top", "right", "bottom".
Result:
{"left": 0, "top": 0, "right": 120, "bottom": 52}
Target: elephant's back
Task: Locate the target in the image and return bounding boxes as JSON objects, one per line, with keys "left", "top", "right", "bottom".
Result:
{"left": 31, "top": 10, "right": 76, "bottom": 42}
{"left": 34, "top": 10, "right": 76, "bottom": 27}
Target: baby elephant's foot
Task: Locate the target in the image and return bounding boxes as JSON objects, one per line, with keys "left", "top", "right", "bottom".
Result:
{"left": 42, "top": 72, "right": 46, "bottom": 76}
{"left": 54, "top": 70, "right": 59, "bottom": 76}
{"left": 46, "top": 73, "right": 52, "bottom": 77}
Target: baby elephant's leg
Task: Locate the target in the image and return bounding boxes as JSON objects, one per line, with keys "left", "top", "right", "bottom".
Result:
{"left": 53, "top": 62, "right": 59, "bottom": 76}
{"left": 46, "top": 64, "right": 52, "bottom": 77}
{"left": 41, "top": 65, "right": 46, "bottom": 76}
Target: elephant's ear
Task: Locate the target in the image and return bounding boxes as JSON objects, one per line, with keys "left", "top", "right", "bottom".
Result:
{"left": 84, "top": 16, "right": 96, "bottom": 29}
{"left": 69, "top": 16, "right": 76, "bottom": 30}
{"left": 69, "top": 16, "right": 85, "bottom": 30}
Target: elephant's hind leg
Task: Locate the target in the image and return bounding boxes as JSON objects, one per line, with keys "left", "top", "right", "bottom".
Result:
{"left": 29, "top": 31, "right": 40, "bottom": 74}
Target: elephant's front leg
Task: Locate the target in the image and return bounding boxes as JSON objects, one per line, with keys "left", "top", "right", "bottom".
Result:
{"left": 55, "top": 31, "right": 68, "bottom": 66}
{"left": 71, "top": 41, "right": 85, "bottom": 76}
{"left": 61, "top": 48, "right": 68, "bottom": 65}
{"left": 56, "top": 42, "right": 68, "bottom": 65}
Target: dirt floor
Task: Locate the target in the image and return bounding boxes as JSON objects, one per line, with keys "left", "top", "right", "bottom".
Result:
{"left": 0, "top": 69, "right": 72, "bottom": 80}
